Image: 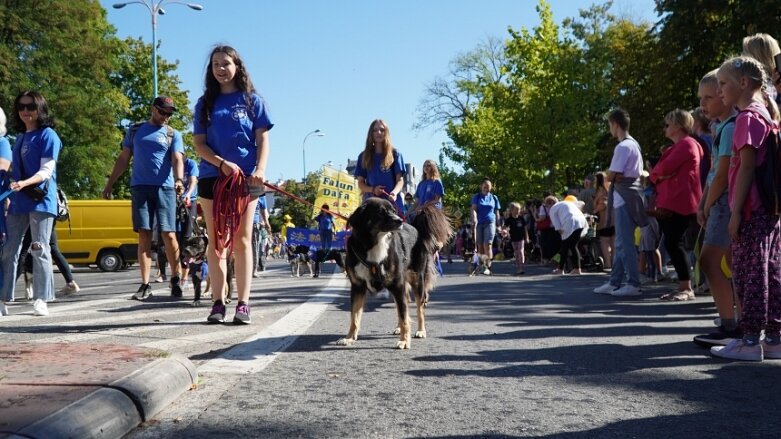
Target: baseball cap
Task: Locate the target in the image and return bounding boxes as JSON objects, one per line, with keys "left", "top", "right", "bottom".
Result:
{"left": 153, "top": 96, "right": 177, "bottom": 112}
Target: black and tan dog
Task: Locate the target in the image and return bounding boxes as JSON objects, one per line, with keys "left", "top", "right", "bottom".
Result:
{"left": 337, "top": 198, "right": 452, "bottom": 349}
{"left": 286, "top": 244, "right": 314, "bottom": 277}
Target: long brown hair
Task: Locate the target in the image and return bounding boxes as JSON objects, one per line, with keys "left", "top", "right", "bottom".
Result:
{"left": 199, "top": 45, "right": 256, "bottom": 127}
{"left": 421, "top": 159, "right": 440, "bottom": 181}
{"left": 361, "top": 119, "right": 395, "bottom": 171}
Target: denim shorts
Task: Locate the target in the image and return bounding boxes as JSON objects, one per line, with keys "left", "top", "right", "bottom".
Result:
{"left": 475, "top": 222, "right": 496, "bottom": 245}
{"left": 703, "top": 192, "right": 730, "bottom": 248}
{"left": 131, "top": 185, "right": 176, "bottom": 232}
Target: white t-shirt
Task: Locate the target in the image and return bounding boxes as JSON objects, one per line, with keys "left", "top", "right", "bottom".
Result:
{"left": 608, "top": 136, "right": 643, "bottom": 208}
{"left": 549, "top": 201, "right": 588, "bottom": 240}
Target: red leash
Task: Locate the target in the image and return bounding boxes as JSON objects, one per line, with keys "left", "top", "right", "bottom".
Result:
{"left": 213, "top": 170, "right": 250, "bottom": 255}
{"left": 263, "top": 180, "right": 350, "bottom": 221}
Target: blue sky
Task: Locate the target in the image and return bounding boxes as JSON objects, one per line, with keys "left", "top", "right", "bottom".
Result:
{"left": 101, "top": 0, "right": 658, "bottom": 182}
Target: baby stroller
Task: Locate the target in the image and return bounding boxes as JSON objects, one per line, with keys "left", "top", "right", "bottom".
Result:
{"left": 578, "top": 214, "right": 604, "bottom": 272}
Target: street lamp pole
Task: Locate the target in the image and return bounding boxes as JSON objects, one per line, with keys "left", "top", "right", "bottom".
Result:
{"left": 302, "top": 129, "right": 325, "bottom": 178}
{"left": 112, "top": 1, "right": 203, "bottom": 99}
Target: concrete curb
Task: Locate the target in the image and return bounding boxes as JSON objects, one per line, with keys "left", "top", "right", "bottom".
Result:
{"left": 11, "top": 355, "right": 197, "bottom": 439}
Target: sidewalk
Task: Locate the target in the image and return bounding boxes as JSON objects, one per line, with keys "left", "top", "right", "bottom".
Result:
{"left": 0, "top": 343, "right": 196, "bottom": 439}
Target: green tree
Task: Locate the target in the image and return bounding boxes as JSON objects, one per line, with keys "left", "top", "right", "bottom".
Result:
{"left": 271, "top": 173, "right": 319, "bottom": 232}
{"left": 0, "top": 0, "right": 127, "bottom": 198}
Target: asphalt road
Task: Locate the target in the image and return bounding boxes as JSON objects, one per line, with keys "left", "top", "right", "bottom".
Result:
{"left": 2, "top": 257, "right": 780, "bottom": 438}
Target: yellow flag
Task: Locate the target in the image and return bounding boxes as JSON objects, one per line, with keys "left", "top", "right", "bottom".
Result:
{"left": 313, "top": 165, "right": 361, "bottom": 230}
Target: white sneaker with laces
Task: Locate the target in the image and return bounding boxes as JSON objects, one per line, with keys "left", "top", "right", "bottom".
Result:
{"left": 711, "top": 338, "right": 762, "bottom": 361}
{"left": 32, "top": 299, "right": 49, "bottom": 317}
{"left": 611, "top": 284, "right": 641, "bottom": 296}
{"left": 0, "top": 302, "right": 8, "bottom": 316}
{"left": 593, "top": 282, "right": 617, "bottom": 294}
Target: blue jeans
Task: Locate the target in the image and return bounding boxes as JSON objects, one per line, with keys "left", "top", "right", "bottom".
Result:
{"left": 609, "top": 205, "right": 640, "bottom": 288}
{"left": 1, "top": 212, "right": 55, "bottom": 302}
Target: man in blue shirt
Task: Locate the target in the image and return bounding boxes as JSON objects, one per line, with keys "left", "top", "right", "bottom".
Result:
{"left": 102, "top": 96, "right": 185, "bottom": 300}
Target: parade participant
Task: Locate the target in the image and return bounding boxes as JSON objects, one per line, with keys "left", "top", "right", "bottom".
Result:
{"left": 711, "top": 56, "right": 781, "bottom": 361}
{"left": 193, "top": 45, "right": 272, "bottom": 324}
{"left": 314, "top": 204, "right": 335, "bottom": 252}
{"left": 103, "top": 96, "right": 185, "bottom": 300}
{"left": 354, "top": 119, "right": 406, "bottom": 213}
{"left": 470, "top": 178, "right": 501, "bottom": 275}
{"left": 1, "top": 92, "right": 61, "bottom": 316}
{"left": 550, "top": 195, "right": 588, "bottom": 275}
{"left": 505, "top": 202, "right": 529, "bottom": 275}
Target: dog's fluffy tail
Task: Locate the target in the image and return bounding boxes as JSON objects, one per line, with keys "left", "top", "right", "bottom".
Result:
{"left": 411, "top": 203, "right": 453, "bottom": 253}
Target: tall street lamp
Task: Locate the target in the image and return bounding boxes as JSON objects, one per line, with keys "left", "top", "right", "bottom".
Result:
{"left": 112, "top": 1, "right": 203, "bottom": 99}
{"left": 302, "top": 129, "right": 325, "bottom": 178}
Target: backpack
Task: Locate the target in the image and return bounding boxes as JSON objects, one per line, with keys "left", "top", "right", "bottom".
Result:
{"left": 127, "top": 122, "right": 174, "bottom": 149}
{"left": 743, "top": 106, "right": 781, "bottom": 216}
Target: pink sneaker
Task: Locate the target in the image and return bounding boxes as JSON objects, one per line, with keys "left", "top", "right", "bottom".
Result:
{"left": 762, "top": 341, "right": 781, "bottom": 360}
{"left": 711, "top": 338, "right": 762, "bottom": 361}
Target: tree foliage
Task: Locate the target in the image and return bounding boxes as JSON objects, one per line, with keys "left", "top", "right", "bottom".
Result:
{"left": 270, "top": 173, "right": 320, "bottom": 232}
{"left": 0, "top": 0, "right": 193, "bottom": 199}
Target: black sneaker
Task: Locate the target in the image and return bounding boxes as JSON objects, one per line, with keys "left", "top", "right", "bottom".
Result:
{"left": 693, "top": 326, "right": 743, "bottom": 347}
{"left": 170, "top": 276, "right": 183, "bottom": 298}
{"left": 131, "top": 284, "right": 152, "bottom": 301}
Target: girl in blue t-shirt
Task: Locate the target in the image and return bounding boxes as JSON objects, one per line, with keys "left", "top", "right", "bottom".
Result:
{"left": 354, "top": 119, "right": 406, "bottom": 212}
{"left": 193, "top": 45, "right": 273, "bottom": 325}
{"left": 415, "top": 160, "right": 445, "bottom": 210}
{"left": 470, "top": 178, "right": 501, "bottom": 275}
{"left": 1, "top": 92, "right": 61, "bottom": 317}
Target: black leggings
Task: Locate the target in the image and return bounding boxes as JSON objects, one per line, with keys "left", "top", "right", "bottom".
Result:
{"left": 559, "top": 229, "right": 583, "bottom": 271}
{"left": 658, "top": 213, "right": 694, "bottom": 282}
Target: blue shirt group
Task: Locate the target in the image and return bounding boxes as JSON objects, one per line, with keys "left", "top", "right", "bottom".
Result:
{"left": 193, "top": 91, "right": 274, "bottom": 179}
{"left": 354, "top": 150, "right": 406, "bottom": 212}
{"left": 10, "top": 127, "right": 62, "bottom": 215}
{"left": 121, "top": 122, "right": 184, "bottom": 188}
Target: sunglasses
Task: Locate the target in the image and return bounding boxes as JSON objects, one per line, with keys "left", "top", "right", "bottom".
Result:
{"left": 17, "top": 102, "right": 37, "bottom": 112}
{"left": 155, "top": 106, "right": 173, "bottom": 117}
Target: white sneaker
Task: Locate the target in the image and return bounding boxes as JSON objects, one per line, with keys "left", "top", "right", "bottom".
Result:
{"left": 59, "top": 281, "right": 80, "bottom": 295}
{"left": 593, "top": 282, "right": 617, "bottom": 294}
{"left": 32, "top": 299, "right": 49, "bottom": 316}
{"left": 483, "top": 268, "right": 491, "bottom": 275}
{"left": 611, "top": 284, "right": 641, "bottom": 296}
{"left": 0, "top": 303, "right": 8, "bottom": 316}
{"left": 711, "top": 338, "right": 762, "bottom": 361}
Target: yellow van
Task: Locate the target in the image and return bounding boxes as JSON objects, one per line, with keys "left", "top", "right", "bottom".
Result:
{"left": 55, "top": 200, "right": 138, "bottom": 272}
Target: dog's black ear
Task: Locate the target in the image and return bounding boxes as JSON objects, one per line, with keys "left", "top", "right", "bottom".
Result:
{"left": 348, "top": 204, "right": 365, "bottom": 228}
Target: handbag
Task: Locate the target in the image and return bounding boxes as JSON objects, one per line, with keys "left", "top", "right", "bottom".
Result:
{"left": 644, "top": 189, "right": 673, "bottom": 219}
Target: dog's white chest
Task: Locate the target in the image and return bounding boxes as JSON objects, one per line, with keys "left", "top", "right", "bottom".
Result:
{"left": 352, "top": 232, "right": 392, "bottom": 293}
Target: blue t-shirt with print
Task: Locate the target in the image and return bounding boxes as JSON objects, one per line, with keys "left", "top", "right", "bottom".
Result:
{"left": 9, "top": 127, "right": 61, "bottom": 215}
{"left": 122, "top": 122, "right": 184, "bottom": 187}
{"left": 0, "top": 136, "right": 11, "bottom": 235}
{"left": 354, "top": 150, "right": 406, "bottom": 212}
{"left": 415, "top": 179, "right": 444, "bottom": 209}
{"left": 471, "top": 192, "right": 500, "bottom": 225}
{"left": 253, "top": 195, "right": 267, "bottom": 224}
{"left": 193, "top": 91, "right": 274, "bottom": 179}
{"left": 183, "top": 157, "right": 199, "bottom": 200}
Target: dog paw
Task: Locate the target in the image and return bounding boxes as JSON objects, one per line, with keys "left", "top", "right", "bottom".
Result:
{"left": 396, "top": 340, "right": 411, "bottom": 349}
{"left": 336, "top": 337, "right": 355, "bottom": 346}
{"left": 414, "top": 330, "right": 427, "bottom": 339}
{"left": 392, "top": 327, "right": 401, "bottom": 335}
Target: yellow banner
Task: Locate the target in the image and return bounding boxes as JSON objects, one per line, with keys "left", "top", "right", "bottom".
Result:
{"left": 313, "top": 165, "right": 361, "bottom": 230}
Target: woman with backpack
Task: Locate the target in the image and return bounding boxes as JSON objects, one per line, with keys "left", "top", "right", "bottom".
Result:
{"left": 1, "top": 91, "right": 61, "bottom": 317}
{"left": 470, "top": 178, "right": 501, "bottom": 275}
{"left": 711, "top": 56, "right": 781, "bottom": 361}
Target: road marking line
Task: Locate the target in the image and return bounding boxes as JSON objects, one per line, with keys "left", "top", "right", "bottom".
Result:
{"left": 198, "top": 275, "right": 348, "bottom": 375}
